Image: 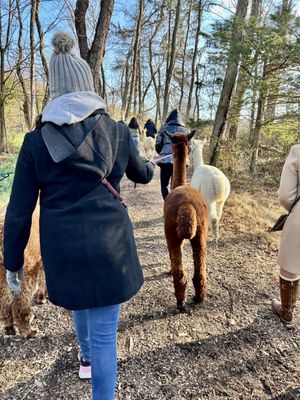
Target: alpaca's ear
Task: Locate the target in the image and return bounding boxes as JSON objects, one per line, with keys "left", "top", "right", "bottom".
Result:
{"left": 187, "top": 130, "right": 196, "bottom": 141}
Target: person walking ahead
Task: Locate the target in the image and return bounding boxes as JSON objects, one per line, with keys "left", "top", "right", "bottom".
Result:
{"left": 128, "top": 117, "right": 141, "bottom": 149}
{"left": 144, "top": 118, "right": 157, "bottom": 139}
{"left": 3, "top": 32, "right": 154, "bottom": 400}
{"left": 155, "top": 109, "right": 189, "bottom": 199}
{"left": 272, "top": 144, "right": 300, "bottom": 323}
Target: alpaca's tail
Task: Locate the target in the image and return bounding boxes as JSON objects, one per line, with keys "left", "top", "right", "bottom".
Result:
{"left": 176, "top": 204, "right": 197, "bottom": 239}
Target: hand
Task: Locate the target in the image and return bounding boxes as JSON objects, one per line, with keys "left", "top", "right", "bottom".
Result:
{"left": 146, "top": 161, "right": 155, "bottom": 169}
{"left": 6, "top": 267, "right": 24, "bottom": 295}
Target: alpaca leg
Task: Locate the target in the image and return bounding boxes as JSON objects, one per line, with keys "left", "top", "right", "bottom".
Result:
{"left": 167, "top": 240, "right": 187, "bottom": 311}
{"left": 211, "top": 218, "right": 219, "bottom": 245}
{"left": 0, "top": 296, "right": 16, "bottom": 335}
{"left": 0, "top": 267, "right": 16, "bottom": 334}
{"left": 12, "top": 273, "right": 37, "bottom": 339}
{"left": 214, "top": 200, "right": 226, "bottom": 242}
{"left": 36, "top": 266, "right": 47, "bottom": 304}
{"left": 191, "top": 233, "right": 207, "bottom": 303}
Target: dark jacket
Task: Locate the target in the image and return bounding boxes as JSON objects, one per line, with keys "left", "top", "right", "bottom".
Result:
{"left": 4, "top": 111, "right": 154, "bottom": 310}
{"left": 155, "top": 109, "right": 189, "bottom": 164}
{"left": 144, "top": 120, "right": 157, "bottom": 139}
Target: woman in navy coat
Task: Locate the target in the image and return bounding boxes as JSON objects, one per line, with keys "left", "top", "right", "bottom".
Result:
{"left": 4, "top": 32, "right": 154, "bottom": 399}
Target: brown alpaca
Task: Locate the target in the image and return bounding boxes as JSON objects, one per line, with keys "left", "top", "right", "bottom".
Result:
{"left": 164, "top": 131, "right": 208, "bottom": 311}
{"left": 0, "top": 206, "right": 46, "bottom": 338}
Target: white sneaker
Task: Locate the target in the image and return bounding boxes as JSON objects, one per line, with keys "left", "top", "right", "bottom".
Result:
{"left": 78, "top": 352, "right": 91, "bottom": 379}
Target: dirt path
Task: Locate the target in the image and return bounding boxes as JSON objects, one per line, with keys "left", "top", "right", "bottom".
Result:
{"left": 0, "top": 171, "right": 299, "bottom": 400}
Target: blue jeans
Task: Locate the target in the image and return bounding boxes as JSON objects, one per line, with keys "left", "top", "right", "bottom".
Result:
{"left": 159, "top": 163, "right": 173, "bottom": 199}
{"left": 73, "top": 304, "right": 121, "bottom": 400}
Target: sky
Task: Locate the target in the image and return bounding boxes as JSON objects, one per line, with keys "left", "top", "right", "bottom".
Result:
{"left": 13, "top": 0, "right": 300, "bottom": 120}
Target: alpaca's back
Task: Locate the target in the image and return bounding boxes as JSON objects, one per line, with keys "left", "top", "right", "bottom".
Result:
{"left": 191, "top": 165, "right": 230, "bottom": 241}
{"left": 191, "top": 165, "right": 230, "bottom": 207}
{"left": 164, "top": 186, "right": 208, "bottom": 241}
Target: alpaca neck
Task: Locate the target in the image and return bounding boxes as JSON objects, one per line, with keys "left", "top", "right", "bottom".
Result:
{"left": 171, "top": 151, "right": 187, "bottom": 189}
{"left": 193, "top": 146, "right": 205, "bottom": 169}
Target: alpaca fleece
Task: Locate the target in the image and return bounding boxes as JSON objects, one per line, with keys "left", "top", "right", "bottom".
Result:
{"left": 0, "top": 206, "right": 46, "bottom": 338}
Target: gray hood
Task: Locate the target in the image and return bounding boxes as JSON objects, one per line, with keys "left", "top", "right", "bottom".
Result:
{"left": 42, "top": 91, "right": 106, "bottom": 126}
{"left": 41, "top": 93, "right": 118, "bottom": 180}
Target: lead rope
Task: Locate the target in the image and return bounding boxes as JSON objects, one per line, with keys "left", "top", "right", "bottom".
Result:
{"left": 102, "top": 153, "right": 173, "bottom": 200}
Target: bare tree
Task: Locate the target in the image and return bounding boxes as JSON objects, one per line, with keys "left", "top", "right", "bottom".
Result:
{"left": 185, "top": 0, "right": 203, "bottom": 121}
{"left": 249, "top": 61, "right": 266, "bottom": 176}
{"left": 226, "top": 0, "right": 261, "bottom": 143}
{"left": 208, "top": 0, "right": 249, "bottom": 165}
{"left": 0, "top": 0, "right": 15, "bottom": 152}
{"left": 178, "top": 0, "right": 193, "bottom": 112}
{"left": 29, "top": 0, "right": 37, "bottom": 127}
{"left": 124, "top": 0, "right": 144, "bottom": 120}
{"left": 15, "top": 0, "right": 30, "bottom": 130}
{"left": 35, "top": 0, "right": 49, "bottom": 108}
{"left": 162, "top": 0, "right": 181, "bottom": 121}
{"left": 75, "top": 0, "right": 115, "bottom": 90}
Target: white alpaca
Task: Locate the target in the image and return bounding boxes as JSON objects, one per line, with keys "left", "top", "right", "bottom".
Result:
{"left": 143, "top": 136, "right": 156, "bottom": 160}
{"left": 190, "top": 139, "right": 231, "bottom": 243}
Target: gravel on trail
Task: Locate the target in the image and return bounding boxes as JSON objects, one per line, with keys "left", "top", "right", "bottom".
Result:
{"left": 0, "top": 170, "right": 299, "bottom": 400}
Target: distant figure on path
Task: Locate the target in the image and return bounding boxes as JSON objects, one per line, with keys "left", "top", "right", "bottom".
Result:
{"left": 155, "top": 109, "right": 189, "bottom": 199}
{"left": 144, "top": 118, "right": 157, "bottom": 138}
{"left": 272, "top": 145, "right": 300, "bottom": 323}
{"left": 3, "top": 31, "right": 154, "bottom": 400}
{"left": 128, "top": 117, "right": 141, "bottom": 149}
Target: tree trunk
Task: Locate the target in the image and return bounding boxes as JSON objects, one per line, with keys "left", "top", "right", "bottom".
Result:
{"left": 226, "top": 0, "right": 261, "bottom": 142}
{"left": 264, "top": 0, "right": 291, "bottom": 122}
{"left": 100, "top": 63, "right": 106, "bottom": 101}
{"left": 249, "top": 92, "right": 265, "bottom": 177}
{"left": 75, "top": 0, "right": 115, "bottom": 90}
{"left": 121, "top": 50, "right": 131, "bottom": 116}
{"left": 0, "top": 51, "right": 7, "bottom": 152}
{"left": 162, "top": 0, "right": 181, "bottom": 121}
{"left": 249, "top": 61, "right": 267, "bottom": 176}
{"left": 75, "top": 0, "right": 89, "bottom": 60}
{"left": 0, "top": 0, "right": 13, "bottom": 152}
{"left": 208, "top": 0, "right": 249, "bottom": 166}
{"left": 248, "top": 64, "right": 258, "bottom": 145}
{"left": 124, "top": 0, "right": 144, "bottom": 120}
{"left": 87, "top": 0, "right": 115, "bottom": 89}
{"left": 36, "top": 0, "right": 49, "bottom": 108}
{"left": 30, "top": 0, "right": 37, "bottom": 128}
{"left": 178, "top": 0, "right": 193, "bottom": 111}
{"left": 226, "top": 68, "right": 250, "bottom": 142}
{"left": 185, "top": 0, "right": 203, "bottom": 121}
{"left": 148, "top": 4, "right": 164, "bottom": 122}
{"left": 15, "top": 0, "right": 31, "bottom": 130}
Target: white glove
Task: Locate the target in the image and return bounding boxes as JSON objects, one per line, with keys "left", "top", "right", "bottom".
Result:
{"left": 6, "top": 267, "right": 24, "bottom": 295}
{"left": 146, "top": 161, "right": 155, "bottom": 169}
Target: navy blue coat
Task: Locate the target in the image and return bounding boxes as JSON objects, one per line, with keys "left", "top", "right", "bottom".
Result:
{"left": 144, "top": 120, "right": 157, "bottom": 138}
{"left": 4, "top": 111, "right": 154, "bottom": 310}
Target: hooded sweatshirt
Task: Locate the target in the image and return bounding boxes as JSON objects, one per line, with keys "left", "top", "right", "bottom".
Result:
{"left": 155, "top": 109, "right": 189, "bottom": 164}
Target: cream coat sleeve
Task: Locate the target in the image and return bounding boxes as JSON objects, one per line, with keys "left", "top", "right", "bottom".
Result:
{"left": 278, "top": 145, "right": 299, "bottom": 211}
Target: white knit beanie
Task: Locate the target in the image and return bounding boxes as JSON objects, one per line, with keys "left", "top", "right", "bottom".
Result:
{"left": 49, "top": 31, "right": 95, "bottom": 99}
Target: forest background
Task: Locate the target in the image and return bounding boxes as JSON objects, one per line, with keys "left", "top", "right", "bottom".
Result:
{"left": 0, "top": 0, "right": 299, "bottom": 205}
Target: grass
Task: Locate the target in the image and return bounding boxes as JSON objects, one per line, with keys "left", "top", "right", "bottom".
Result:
{"left": 0, "top": 132, "right": 24, "bottom": 207}
{"left": 224, "top": 182, "right": 282, "bottom": 250}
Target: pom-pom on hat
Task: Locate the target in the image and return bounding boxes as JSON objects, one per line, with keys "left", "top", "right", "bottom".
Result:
{"left": 49, "top": 31, "right": 95, "bottom": 99}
